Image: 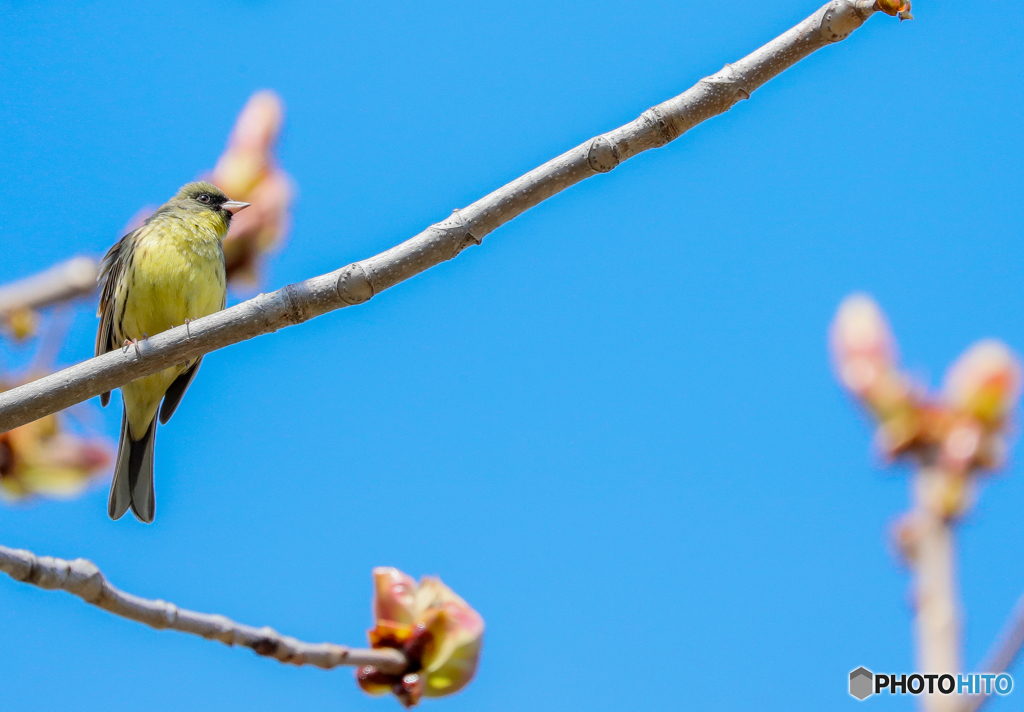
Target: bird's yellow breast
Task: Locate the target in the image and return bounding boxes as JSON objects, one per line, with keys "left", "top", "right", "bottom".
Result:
{"left": 115, "top": 213, "right": 227, "bottom": 438}
{"left": 117, "top": 215, "right": 227, "bottom": 342}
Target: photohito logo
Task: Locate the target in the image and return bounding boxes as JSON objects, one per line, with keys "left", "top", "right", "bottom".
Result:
{"left": 848, "top": 668, "right": 1013, "bottom": 701}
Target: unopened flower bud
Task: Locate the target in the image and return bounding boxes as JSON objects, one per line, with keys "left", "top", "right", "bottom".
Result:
{"left": 0, "top": 409, "right": 111, "bottom": 501}
{"left": 877, "top": 0, "right": 913, "bottom": 20}
{"left": 213, "top": 91, "right": 283, "bottom": 197}
{"left": 3, "top": 307, "right": 38, "bottom": 341}
{"left": 830, "top": 294, "right": 897, "bottom": 396}
{"left": 413, "top": 577, "right": 485, "bottom": 699}
{"left": 359, "top": 567, "right": 484, "bottom": 707}
{"left": 373, "top": 567, "right": 418, "bottom": 628}
{"left": 208, "top": 91, "right": 293, "bottom": 285}
{"left": 944, "top": 340, "right": 1022, "bottom": 429}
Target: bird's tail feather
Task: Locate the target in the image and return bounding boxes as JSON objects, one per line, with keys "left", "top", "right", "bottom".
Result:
{"left": 107, "top": 412, "right": 156, "bottom": 523}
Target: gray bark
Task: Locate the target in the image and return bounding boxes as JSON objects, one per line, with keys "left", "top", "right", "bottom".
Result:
{"left": 0, "top": 0, "right": 886, "bottom": 434}
{"left": 0, "top": 544, "right": 407, "bottom": 673}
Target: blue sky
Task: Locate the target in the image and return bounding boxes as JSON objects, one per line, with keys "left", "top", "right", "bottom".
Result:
{"left": 2, "top": 1, "right": 1023, "bottom": 710}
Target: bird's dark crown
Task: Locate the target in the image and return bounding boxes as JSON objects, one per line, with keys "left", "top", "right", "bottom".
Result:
{"left": 175, "top": 181, "right": 229, "bottom": 208}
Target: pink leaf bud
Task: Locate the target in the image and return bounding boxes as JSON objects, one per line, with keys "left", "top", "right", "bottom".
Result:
{"left": 943, "top": 340, "right": 1022, "bottom": 428}
{"left": 0, "top": 409, "right": 112, "bottom": 501}
{"left": 830, "top": 294, "right": 897, "bottom": 397}
{"left": 413, "top": 577, "right": 485, "bottom": 699}
{"left": 360, "top": 568, "right": 484, "bottom": 707}
{"left": 210, "top": 90, "right": 294, "bottom": 285}
{"left": 372, "top": 567, "right": 418, "bottom": 627}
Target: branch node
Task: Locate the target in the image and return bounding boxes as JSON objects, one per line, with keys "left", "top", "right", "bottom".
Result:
{"left": 251, "top": 628, "right": 282, "bottom": 657}
{"left": 208, "top": 613, "right": 235, "bottom": 642}
{"left": 66, "top": 558, "right": 105, "bottom": 603}
{"left": 330, "top": 646, "right": 351, "bottom": 666}
{"left": 277, "top": 283, "right": 311, "bottom": 326}
{"left": 639, "top": 105, "right": 677, "bottom": 147}
{"left": 336, "top": 263, "right": 375, "bottom": 305}
{"left": 820, "top": 0, "right": 866, "bottom": 43}
{"left": 720, "top": 63, "right": 751, "bottom": 102}
{"left": 440, "top": 208, "right": 480, "bottom": 258}
{"left": 2, "top": 548, "right": 35, "bottom": 582}
{"left": 587, "top": 136, "right": 621, "bottom": 173}
{"left": 162, "top": 601, "right": 181, "bottom": 629}
{"left": 33, "top": 556, "right": 69, "bottom": 590}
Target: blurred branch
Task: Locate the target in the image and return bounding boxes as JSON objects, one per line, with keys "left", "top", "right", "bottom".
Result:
{"left": 0, "top": 256, "right": 98, "bottom": 316}
{"left": 0, "top": 0, "right": 899, "bottom": 433}
{"left": 0, "top": 543, "right": 407, "bottom": 674}
{"left": 832, "top": 296, "right": 1021, "bottom": 712}
{"left": 912, "top": 467, "right": 962, "bottom": 712}
{"left": 965, "top": 593, "right": 1024, "bottom": 712}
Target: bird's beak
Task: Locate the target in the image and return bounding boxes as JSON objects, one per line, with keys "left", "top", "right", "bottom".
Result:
{"left": 221, "top": 200, "right": 251, "bottom": 215}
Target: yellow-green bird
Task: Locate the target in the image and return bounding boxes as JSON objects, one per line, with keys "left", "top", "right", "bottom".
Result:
{"left": 96, "top": 181, "right": 249, "bottom": 523}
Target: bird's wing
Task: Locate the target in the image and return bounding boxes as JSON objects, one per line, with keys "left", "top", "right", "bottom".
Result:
{"left": 159, "top": 357, "right": 203, "bottom": 425}
{"left": 95, "top": 227, "right": 141, "bottom": 406}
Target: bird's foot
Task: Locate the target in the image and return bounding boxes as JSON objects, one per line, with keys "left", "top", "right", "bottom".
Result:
{"left": 121, "top": 338, "right": 142, "bottom": 356}
{"left": 184, "top": 318, "right": 193, "bottom": 338}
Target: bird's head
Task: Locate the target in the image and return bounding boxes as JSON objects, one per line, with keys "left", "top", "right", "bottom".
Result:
{"left": 171, "top": 181, "right": 250, "bottom": 220}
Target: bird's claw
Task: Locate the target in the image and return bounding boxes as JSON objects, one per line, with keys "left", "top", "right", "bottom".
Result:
{"left": 184, "top": 318, "right": 192, "bottom": 339}
{"left": 121, "top": 338, "right": 142, "bottom": 356}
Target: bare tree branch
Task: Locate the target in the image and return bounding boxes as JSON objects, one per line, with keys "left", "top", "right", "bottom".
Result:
{"left": 0, "top": 543, "right": 407, "bottom": 674}
{"left": 0, "top": 257, "right": 99, "bottom": 316}
{"left": 911, "top": 467, "right": 963, "bottom": 712}
{"left": 963, "top": 592, "right": 1024, "bottom": 712}
{"left": 0, "top": 0, "right": 893, "bottom": 434}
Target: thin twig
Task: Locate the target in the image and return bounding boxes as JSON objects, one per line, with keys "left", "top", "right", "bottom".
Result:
{"left": 0, "top": 544, "right": 407, "bottom": 674}
{"left": 963, "top": 593, "right": 1024, "bottom": 712}
{"left": 29, "top": 305, "right": 74, "bottom": 373}
{"left": 0, "top": 0, "right": 892, "bottom": 434}
{"left": 0, "top": 257, "right": 99, "bottom": 316}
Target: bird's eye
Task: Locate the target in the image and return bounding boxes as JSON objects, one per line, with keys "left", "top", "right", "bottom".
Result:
{"left": 197, "top": 194, "right": 212, "bottom": 204}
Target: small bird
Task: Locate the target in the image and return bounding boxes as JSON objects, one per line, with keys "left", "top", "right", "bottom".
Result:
{"left": 96, "top": 181, "right": 249, "bottom": 523}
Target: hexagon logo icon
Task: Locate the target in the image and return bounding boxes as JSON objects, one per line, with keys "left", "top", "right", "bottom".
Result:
{"left": 850, "top": 667, "right": 874, "bottom": 700}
